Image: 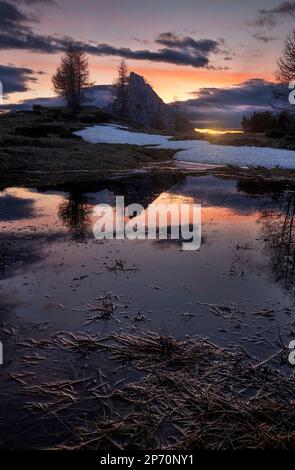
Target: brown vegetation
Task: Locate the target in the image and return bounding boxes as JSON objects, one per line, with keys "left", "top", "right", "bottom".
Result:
{"left": 5, "top": 331, "right": 295, "bottom": 450}
{"left": 0, "top": 108, "right": 175, "bottom": 186}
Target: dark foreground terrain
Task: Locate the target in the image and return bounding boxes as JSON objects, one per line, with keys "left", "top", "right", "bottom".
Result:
{"left": 0, "top": 107, "right": 176, "bottom": 186}
{"left": 3, "top": 107, "right": 295, "bottom": 188}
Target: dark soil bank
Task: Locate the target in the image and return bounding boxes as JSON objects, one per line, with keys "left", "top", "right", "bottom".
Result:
{"left": 0, "top": 107, "right": 176, "bottom": 186}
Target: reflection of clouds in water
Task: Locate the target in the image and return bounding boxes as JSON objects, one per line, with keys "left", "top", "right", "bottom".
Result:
{"left": 0, "top": 187, "right": 67, "bottom": 228}
{"left": 93, "top": 175, "right": 277, "bottom": 220}
{"left": 0, "top": 175, "right": 287, "bottom": 228}
{"left": 2, "top": 176, "right": 295, "bottom": 288}
{"left": 0, "top": 232, "right": 50, "bottom": 279}
{"left": 180, "top": 177, "right": 277, "bottom": 214}
{"left": 0, "top": 194, "right": 36, "bottom": 221}
{"left": 84, "top": 189, "right": 114, "bottom": 206}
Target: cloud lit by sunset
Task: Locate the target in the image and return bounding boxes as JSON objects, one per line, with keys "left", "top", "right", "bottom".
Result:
{"left": 0, "top": 0, "right": 294, "bottom": 127}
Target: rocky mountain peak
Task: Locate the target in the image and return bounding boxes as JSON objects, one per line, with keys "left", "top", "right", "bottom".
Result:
{"left": 113, "top": 71, "right": 193, "bottom": 131}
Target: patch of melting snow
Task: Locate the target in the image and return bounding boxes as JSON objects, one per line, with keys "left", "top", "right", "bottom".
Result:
{"left": 75, "top": 124, "right": 295, "bottom": 169}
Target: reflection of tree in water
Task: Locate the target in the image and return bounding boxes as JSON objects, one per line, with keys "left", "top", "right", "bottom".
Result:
{"left": 58, "top": 192, "right": 92, "bottom": 240}
{"left": 57, "top": 174, "right": 185, "bottom": 240}
{"left": 236, "top": 178, "right": 295, "bottom": 294}
{"left": 236, "top": 179, "right": 285, "bottom": 201}
{"left": 260, "top": 192, "right": 295, "bottom": 293}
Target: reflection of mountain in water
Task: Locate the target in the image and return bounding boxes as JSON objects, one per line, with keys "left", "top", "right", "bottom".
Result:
{"left": 2, "top": 173, "right": 295, "bottom": 296}
{"left": 57, "top": 173, "right": 186, "bottom": 239}
{"left": 97, "top": 173, "right": 186, "bottom": 208}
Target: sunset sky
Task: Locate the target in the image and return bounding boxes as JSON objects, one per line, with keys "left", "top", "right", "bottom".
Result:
{"left": 1, "top": 0, "right": 295, "bottom": 127}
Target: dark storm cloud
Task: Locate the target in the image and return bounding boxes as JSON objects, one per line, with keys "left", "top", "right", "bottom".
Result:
{"left": 0, "top": 32, "right": 219, "bottom": 67}
{"left": 249, "top": 15, "right": 277, "bottom": 29}
{"left": 0, "top": 32, "right": 67, "bottom": 52}
{"left": 252, "top": 33, "right": 278, "bottom": 43}
{"left": 249, "top": 1, "right": 295, "bottom": 29}
{"left": 186, "top": 79, "right": 274, "bottom": 108}
{"left": 0, "top": 33, "right": 226, "bottom": 67}
{"left": 260, "top": 1, "right": 295, "bottom": 16}
{"left": 0, "top": 3, "right": 227, "bottom": 68}
{"left": 0, "top": 0, "right": 31, "bottom": 33}
{"left": 10, "top": 0, "right": 57, "bottom": 5}
{"left": 180, "top": 79, "right": 275, "bottom": 128}
{"left": 0, "top": 64, "right": 39, "bottom": 94}
{"left": 155, "top": 32, "right": 220, "bottom": 54}
{"left": 82, "top": 43, "right": 213, "bottom": 67}
{"left": 0, "top": 0, "right": 74, "bottom": 54}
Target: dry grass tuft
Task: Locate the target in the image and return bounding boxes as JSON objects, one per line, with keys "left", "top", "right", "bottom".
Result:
{"left": 5, "top": 331, "right": 295, "bottom": 450}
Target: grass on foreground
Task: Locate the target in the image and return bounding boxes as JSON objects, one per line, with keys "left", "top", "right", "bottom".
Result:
{"left": 0, "top": 109, "right": 175, "bottom": 186}
{"left": 6, "top": 331, "right": 295, "bottom": 450}
{"left": 2, "top": 107, "right": 295, "bottom": 187}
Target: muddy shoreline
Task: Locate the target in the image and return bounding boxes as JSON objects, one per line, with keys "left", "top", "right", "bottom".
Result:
{"left": 3, "top": 165, "right": 295, "bottom": 192}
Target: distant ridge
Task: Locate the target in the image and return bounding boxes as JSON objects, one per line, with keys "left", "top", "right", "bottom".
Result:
{"left": 1, "top": 85, "right": 113, "bottom": 112}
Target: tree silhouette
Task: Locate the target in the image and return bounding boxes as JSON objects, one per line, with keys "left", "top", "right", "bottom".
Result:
{"left": 172, "top": 96, "right": 181, "bottom": 131}
{"left": 113, "top": 59, "right": 129, "bottom": 118}
{"left": 260, "top": 192, "right": 295, "bottom": 293}
{"left": 274, "top": 30, "right": 295, "bottom": 112}
{"left": 52, "top": 45, "right": 93, "bottom": 111}
{"left": 276, "top": 31, "right": 295, "bottom": 85}
{"left": 58, "top": 192, "right": 92, "bottom": 240}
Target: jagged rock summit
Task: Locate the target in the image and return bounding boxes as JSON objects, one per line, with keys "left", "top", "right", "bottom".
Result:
{"left": 126, "top": 72, "right": 174, "bottom": 129}
{"left": 113, "top": 71, "right": 193, "bottom": 132}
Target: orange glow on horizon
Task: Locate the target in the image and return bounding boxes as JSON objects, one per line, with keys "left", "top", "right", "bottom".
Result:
{"left": 131, "top": 67, "right": 274, "bottom": 102}
{"left": 195, "top": 128, "right": 243, "bottom": 135}
{"left": 3, "top": 55, "right": 275, "bottom": 105}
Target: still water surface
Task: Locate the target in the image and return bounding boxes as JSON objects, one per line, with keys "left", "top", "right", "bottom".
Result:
{"left": 0, "top": 173, "right": 294, "bottom": 358}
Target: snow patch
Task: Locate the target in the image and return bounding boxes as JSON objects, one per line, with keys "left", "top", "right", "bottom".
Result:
{"left": 75, "top": 124, "right": 295, "bottom": 169}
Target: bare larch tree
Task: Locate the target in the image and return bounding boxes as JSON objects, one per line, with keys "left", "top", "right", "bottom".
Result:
{"left": 172, "top": 95, "right": 181, "bottom": 131}
{"left": 276, "top": 31, "right": 295, "bottom": 84}
{"left": 274, "top": 30, "right": 295, "bottom": 111}
{"left": 113, "top": 59, "right": 129, "bottom": 118}
{"left": 52, "top": 45, "right": 93, "bottom": 111}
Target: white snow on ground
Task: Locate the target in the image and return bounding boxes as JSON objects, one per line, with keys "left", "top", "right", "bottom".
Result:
{"left": 75, "top": 124, "right": 295, "bottom": 169}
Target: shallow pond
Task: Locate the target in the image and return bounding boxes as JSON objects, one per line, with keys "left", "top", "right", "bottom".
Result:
{"left": 1, "top": 171, "right": 295, "bottom": 447}
{"left": 0, "top": 173, "right": 295, "bottom": 357}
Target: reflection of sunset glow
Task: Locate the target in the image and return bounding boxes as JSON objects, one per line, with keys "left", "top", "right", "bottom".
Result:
{"left": 0, "top": 188, "right": 262, "bottom": 242}
{"left": 201, "top": 206, "right": 259, "bottom": 223}
{"left": 0, "top": 187, "right": 66, "bottom": 230}
{"left": 195, "top": 128, "right": 243, "bottom": 135}
{"left": 142, "top": 192, "right": 197, "bottom": 228}
{"left": 151, "top": 192, "right": 195, "bottom": 206}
